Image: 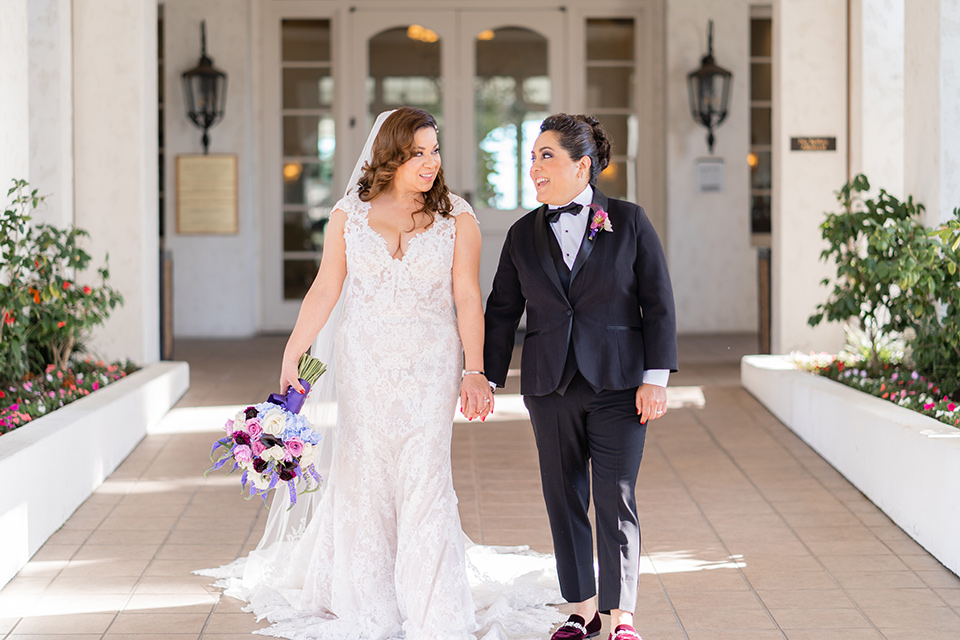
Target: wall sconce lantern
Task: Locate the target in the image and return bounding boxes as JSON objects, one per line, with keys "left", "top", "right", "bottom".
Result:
{"left": 687, "top": 20, "right": 732, "bottom": 154}
{"left": 181, "top": 21, "right": 227, "bottom": 154}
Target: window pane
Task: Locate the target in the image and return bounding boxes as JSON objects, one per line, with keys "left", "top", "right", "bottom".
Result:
{"left": 751, "top": 107, "right": 772, "bottom": 146}
{"left": 283, "top": 115, "right": 336, "bottom": 158}
{"left": 751, "top": 194, "right": 771, "bottom": 234}
{"left": 368, "top": 27, "right": 442, "bottom": 123}
{"left": 284, "top": 258, "right": 321, "bottom": 300}
{"left": 594, "top": 114, "right": 632, "bottom": 158}
{"left": 283, "top": 162, "right": 335, "bottom": 207}
{"left": 596, "top": 161, "right": 628, "bottom": 200}
{"left": 586, "top": 67, "right": 633, "bottom": 109}
{"left": 283, "top": 68, "right": 333, "bottom": 109}
{"left": 284, "top": 209, "right": 331, "bottom": 252}
{"left": 586, "top": 18, "right": 634, "bottom": 61}
{"left": 751, "top": 18, "right": 773, "bottom": 58}
{"left": 476, "top": 27, "right": 550, "bottom": 211}
{"left": 750, "top": 150, "right": 772, "bottom": 190}
{"left": 282, "top": 20, "right": 331, "bottom": 62}
{"left": 751, "top": 62, "right": 772, "bottom": 101}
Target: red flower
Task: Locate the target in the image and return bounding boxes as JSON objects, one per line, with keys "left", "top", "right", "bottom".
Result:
{"left": 63, "top": 281, "right": 71, "bottom": 290}
{"left": 3, "top": 311, "right": 14, "bottom": 326}
{"left": 29, "top": 287, "right": 40, "bottom": 304}
{"left": 57, "top": 321, "right": 66, "bottom": 328}
{"left": 0, "top": 390, "right": 5, "bottom": 399}
{"left": 83, "top": 286, "right": 92, "bottom": 295}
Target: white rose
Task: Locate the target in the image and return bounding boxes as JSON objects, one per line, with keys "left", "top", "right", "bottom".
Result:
{"left": 261, "top": 408, "right": 287, "bottom": 436}
{"left": 232, "top": 411, "right": 246, "bottom": 432}
{"left": 237, "top": 458, "right": 253, "bottom": 472}
{"left": 251, "top": 473, "right": 273, "bottom": 490}
{"left": 299, "top": 443, "right": 317, "bottom": 468}
{"left": 262, "top": 445, "right": 286, "bottom": 461}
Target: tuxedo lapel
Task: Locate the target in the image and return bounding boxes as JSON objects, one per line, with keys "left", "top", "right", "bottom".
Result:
{"left": 568, "top": 188, "right": 609, "bottom": 286}
{"left": 533, "top": 205, "right": 568, "bottom": 300}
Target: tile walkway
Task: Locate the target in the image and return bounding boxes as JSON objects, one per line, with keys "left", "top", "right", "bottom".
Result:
{"left": 1, "top": 334, "right": 959, "bottom": 639}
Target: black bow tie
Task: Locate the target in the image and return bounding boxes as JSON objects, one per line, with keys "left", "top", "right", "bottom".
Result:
{"left": 545, "top": 202, "right": 584, "bottom": 224}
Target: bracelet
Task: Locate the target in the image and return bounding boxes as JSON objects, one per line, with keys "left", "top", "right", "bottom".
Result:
{"left": 463, "top": 370, "right": 485, "bottom": 377}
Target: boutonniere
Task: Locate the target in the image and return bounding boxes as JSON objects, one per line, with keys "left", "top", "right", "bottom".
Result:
{"left": 587, "top": 205, "right": 613, "bottom": 241}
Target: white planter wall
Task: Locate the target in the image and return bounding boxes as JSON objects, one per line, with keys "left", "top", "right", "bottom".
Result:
{"left": 742, "top": 355, "right": 960, "bottom": 577}
{"left": 0, "top": 362, "right": 189, "bottom": 589}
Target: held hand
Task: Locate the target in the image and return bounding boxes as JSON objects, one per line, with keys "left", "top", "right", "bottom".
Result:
{"left": 279, "top": 357, "right": 305, "bottom": 395}
{"left": 636, "top": 383, "right": 667, "bottom": 424}
{"left": 460, "top": 373, "right": 494, "bottom": 421}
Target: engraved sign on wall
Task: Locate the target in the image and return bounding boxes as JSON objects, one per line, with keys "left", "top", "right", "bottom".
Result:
{"left": 790, "top": 137, "right": 836, "bottom": 151}
{"left": 176, "top": 154, "right": 238, "bottom": 234}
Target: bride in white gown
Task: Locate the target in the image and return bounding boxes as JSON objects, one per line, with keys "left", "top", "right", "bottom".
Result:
{"left": 197, "top": 108, "right": 563, "bottom": 640}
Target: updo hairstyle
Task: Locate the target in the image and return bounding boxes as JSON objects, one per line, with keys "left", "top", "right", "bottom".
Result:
{"left": 539, "top": 113, "right": 612, "bottom": 185}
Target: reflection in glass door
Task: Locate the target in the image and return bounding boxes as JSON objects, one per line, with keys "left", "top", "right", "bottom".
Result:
{"left": 367, "top": 26, "right": 443, "bottom": 134}
{"left": 474, "top": 27, "right": 550, "bottom": 212}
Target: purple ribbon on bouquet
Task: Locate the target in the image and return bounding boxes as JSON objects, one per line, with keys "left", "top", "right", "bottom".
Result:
{"left": 266, "top": 378, "right": 312, "bottom": 415}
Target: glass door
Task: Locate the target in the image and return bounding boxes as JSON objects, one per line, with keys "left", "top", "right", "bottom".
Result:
{"left": 456, "top": 12, "right": 565, "bottom": 299}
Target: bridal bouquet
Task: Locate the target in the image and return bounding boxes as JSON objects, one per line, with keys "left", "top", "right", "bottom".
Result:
{"left": 206, "top": 353, "right": 327, "bottom": 507}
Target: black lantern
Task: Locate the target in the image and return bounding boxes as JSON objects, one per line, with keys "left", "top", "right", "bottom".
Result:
{"left": 687, "top": 20, "right": 732, "bottom": 154}
{"left": 181, "top": 21, "right": 227, "bottom": 154}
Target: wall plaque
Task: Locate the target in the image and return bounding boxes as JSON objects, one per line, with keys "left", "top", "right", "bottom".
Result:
{"left": 790, "top": 137, "right": 836, "bottom": 151}
{"left": 176, "top": 154, "right": 238, "bottom": 234}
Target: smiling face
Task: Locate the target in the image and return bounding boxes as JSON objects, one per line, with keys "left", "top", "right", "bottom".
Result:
{"left": 393, "top": 126, "right": 441, "bottom": 194}
{"left": 529, "top": 130, "right": 591, "bottom": 206}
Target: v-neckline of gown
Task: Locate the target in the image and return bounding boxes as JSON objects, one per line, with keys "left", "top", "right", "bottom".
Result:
{"left": 359, "top": 198, "right": 439, "bottom": 264}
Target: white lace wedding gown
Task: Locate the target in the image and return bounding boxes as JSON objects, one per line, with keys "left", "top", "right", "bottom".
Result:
{"left": 198, "top": 193, "right": 563, "bottom": 640}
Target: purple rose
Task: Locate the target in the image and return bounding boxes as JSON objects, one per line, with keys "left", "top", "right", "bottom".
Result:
{"left": 234, "top": 444, "right": 253, "bottom": 463}
{"left": 285, "top": 437, "right": 304, "bottom": 458}
{"left": 246, "top": 418, "right": 263, "bottom": 438}
{"left": 252, "top": 439, "right": 266, "bottom": 456}
{"left": 232, "top": 431, "right": 251, "bottom": 446}
{"left": 252, "top": 457, "right": 267, "bottom": 473}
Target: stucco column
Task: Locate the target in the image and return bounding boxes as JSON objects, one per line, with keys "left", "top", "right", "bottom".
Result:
{"left": 771, "top": 0, "right": 847, "bottom": 354}
{"left": 905, "top": 0, "right": 960, "bottom": 224}
{"left": 849, "top": 0, "right": 904, "bottom": 196}
{"left": 73, "top": 0, "right": 160, "bottom": 365}
{"left": 29, "top": 0, "right": 75, "bottom": 228}
{"left": 0, "top": 0, "right": 29, "bottom": 192}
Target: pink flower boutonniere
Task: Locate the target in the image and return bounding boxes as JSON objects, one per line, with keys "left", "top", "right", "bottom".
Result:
{"left": 587, "top": 205, "right": 613, "bottom": 241}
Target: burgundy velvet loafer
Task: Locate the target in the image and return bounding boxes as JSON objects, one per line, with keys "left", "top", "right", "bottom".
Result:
{"left": 608, "top": 623, "right": 642, "bottom": 640}
{"left": 551, "top": 612, "right": 601, "bottom": 639}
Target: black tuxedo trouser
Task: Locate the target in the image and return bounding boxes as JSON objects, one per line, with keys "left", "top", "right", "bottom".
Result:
{"left": 523, "top": 372, "right": 647, "bottom": 614}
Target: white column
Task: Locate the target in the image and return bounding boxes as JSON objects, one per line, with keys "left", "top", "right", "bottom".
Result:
{"left": 849, "top": 0, "right": 904, "bottom": 196}
{"left": 771, "top": 0, "right": 848, "bottom": 354}
{"left": 905, "top": 0, "right": 960, "bottom": 225}
{"left": 0, "top": 0, "right": 29, "bottom": 191}
{"left": 73, "top": 0, "right": 160, "bottom": 365}
{"left": 29, "top": 0, "right": 75, "bottom": 228}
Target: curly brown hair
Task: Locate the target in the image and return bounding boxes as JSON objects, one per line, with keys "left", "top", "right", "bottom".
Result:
{"left": 357, "top": 107, "right": 452, "bottom": 224}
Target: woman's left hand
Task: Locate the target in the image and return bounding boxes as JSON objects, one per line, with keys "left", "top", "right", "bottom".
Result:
{"left": 636, "top": 383, "right": 667, "bottom": 424}
{"left": 460, "top": 374, "right": 494, "bottom": 421}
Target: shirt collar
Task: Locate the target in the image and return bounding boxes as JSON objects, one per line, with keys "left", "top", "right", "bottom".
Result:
{"left": 551, "top": 184, "right": 593, "bottom": 210}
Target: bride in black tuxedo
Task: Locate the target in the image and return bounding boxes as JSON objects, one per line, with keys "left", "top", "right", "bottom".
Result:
{"left": 484, "top": 114, "right": 678, "bottom": 640}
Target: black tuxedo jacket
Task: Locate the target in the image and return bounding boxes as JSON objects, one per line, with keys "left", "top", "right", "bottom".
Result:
{"left": 484, "top": 188, "right": 678, "bottom": 396}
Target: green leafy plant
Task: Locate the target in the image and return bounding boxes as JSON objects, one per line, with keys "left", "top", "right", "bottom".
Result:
{"left": 808, "top": 174, "right": 942, "bottom": 369}
{"left": 0, "top": 179, "right": 124, "bottom": 382}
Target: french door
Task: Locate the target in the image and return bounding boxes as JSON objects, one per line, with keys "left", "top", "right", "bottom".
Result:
{"left": 350, "top": 9, "right": 566, "bottom": 300}
{"left": 259, "top": 3, "right": 659, "bottom": 331}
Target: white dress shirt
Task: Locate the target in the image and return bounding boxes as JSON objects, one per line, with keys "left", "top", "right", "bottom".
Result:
{"left": 547, "top": 186, "right": 669, "bottom": 389}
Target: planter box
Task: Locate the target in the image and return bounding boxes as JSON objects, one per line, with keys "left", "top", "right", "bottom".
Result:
{"left": 0, "top": 362, "right": 189, "bottom": 588}
{"left": 742, "top": 355, "right": 960, "bottom": 576}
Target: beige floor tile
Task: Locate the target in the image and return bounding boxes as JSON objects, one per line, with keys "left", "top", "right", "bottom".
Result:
{"left": 755, "top": 589, "right": 854, "bottom": 610}
{"left": 783, "top": 631, "right": 883, "bottom": 640}
{"left": 879, "top": 629, "right": 960, "bottom": 640}
{"left": 45, "top": 574, "right": 139, "bottom": 595}
{"left": 106, "top": 612, "right": 207, "bottom": 634}
{"left": 684, "top": 630, "right": 786, "bottom": 640}
{"left": 13, "top": 612, "right": 117, "bottom": 634}
{"left": 102, "top": 635, "right": 198, "bottom": 640}
{"left": 6, "top": 635, "right": 102, "bottom": 640}
{"left": 668, "top": 589, "right": 764, "bottom": 610}
{"left": 124, "top": 593, "right": 216, "bottom": 614}
{"left": 770, "top": 607, "right": 872, "bottom": 629}
{"left": 741, "top": 570, "right": 838, "bottom": 591}
{"left": 677, "top": 608, "right": 778, "bottom": 630}
{"left": 831, "top": 571, "right": 928, "bottom": 590}
{"left": 202, "top": 612, "right": 269, "bottom": 633}
{"left": 57, "top": 559, "right": 151, "bottom": 578}
{"left": 72, "top": 544, "right": 162, "bottom": 561}
{"left": 859, "top": 605, "right": 960, "bottom": 629}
